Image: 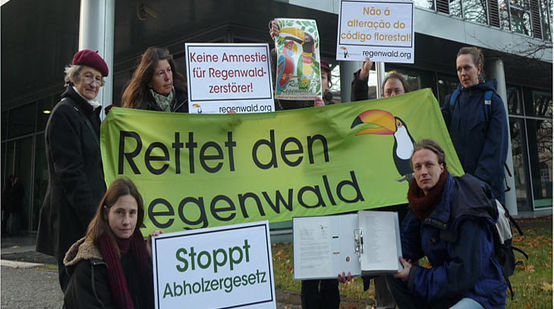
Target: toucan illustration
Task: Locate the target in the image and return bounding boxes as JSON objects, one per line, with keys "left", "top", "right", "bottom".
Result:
{"left": 351, "top": 109, "right": 415, "bottom": 182}
{"left": 278, "top": 27, "right": 316, "bottom": 90}
{"left": 296, "top": 32, "right": 315, "bottom": 89}
{"left": 192, "top": 103, "right": 202, "bottom": 114}
{"left": 276, "top": 40, "right": 297, "bottom": 93}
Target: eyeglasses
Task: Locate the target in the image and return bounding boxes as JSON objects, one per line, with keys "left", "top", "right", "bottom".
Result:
{"left": 81, "top": 75, "right": 104, "bottom": 87}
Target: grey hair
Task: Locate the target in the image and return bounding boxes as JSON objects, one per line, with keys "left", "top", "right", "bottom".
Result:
{"left": 64, "top": 64, "right": 82, "bottom": 86}
{"left": 64, "top": 64, "right": 105, "bottom": 86}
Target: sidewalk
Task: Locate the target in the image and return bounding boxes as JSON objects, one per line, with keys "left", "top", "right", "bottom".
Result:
{"left": 1, "top": 232, "right": 56, "bottom": 266}
{"left": 0, "top": 232, "right": 372, "bottom": 308}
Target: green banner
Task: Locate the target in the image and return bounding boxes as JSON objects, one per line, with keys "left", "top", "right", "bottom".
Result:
{"left": 101, "top": 89, "right": 463, "bottom": 235}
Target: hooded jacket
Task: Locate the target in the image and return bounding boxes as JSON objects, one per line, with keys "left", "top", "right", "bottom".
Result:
{"left": 442, "top": 81, "right": 508, "bottom": 204}
{"left": 402, "top": 174, "right": 507, "bottom": 308}
{"left": 63, "top": 237, "right": 154, "bottom": 309}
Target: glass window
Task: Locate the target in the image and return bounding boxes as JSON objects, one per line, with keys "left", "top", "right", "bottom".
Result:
{"left": 7, "top": 102, "right": 37, "bottom": 139}
{"left": 525, "top": 90, "right": 553, "bottom": 117}
{"left": 509, "top": 118, "right": 532, "bottom": 211}
{"left": 37, "top": 96, "right": 55, "bottom": 133}
{"left": 1, "top": 142, "right": 7, "bottom": 185}
{"left": 14, "top": 136, "right": 34, "bottom": 230}
{"left": 463, "top": 0, "right": 489, "bottom": 24}
{"left": 385, "top": 67, "right": 437, "bottom": 98}
{"left": 33, "top": 134, "right": 47, "bottom": 230}
{"left": 540, "top": 0, "right": 552, "bottom": 40}
{"left": 415, "top": 0, "right": 435, "bottom": 10}
{"left": 436, "top": 74, "right": 459, "bottom": 106}
{"left": 450, "top": 0, "right": 463, "bottom": 17}
{"left": 526, "top": 118, "right": 553, "bottom": 208}
{"left": 507, "top": 86, "right": 523, "bottom": 115}
{"left": 1, "top": 109, "right": 8, "bottom": 140}
{"left": 329, "top": 61, "right": 343, "bottom": 101}
{"left": 3, "top": 141, "right": 15, "bottom": 180}
{"left": 510, "top": 0, "right": 533, "bottom": 36}
{"left": 499, "top": 0, "right": 512, "bottom": 30}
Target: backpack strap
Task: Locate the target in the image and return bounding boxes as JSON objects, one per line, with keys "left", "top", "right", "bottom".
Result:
{"left": 484, "top": 90, "right": 493, "bottom": 122}
{"left": 506, "top": 277, "right": 515, "bottom": 300}
{"left": 513, "top": 246, "right": 529, "bottom": 260}
{"left": 449, "top": 88, "right": 460, "bottom": 114}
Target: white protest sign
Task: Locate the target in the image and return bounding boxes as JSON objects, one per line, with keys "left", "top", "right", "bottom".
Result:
{"left": 336, "top": 0, "right": 415, "bottom": 63}
{"left": 152, "top": 221, "right": 276, "bottom": 309}
{"left": 185, "top": 43, "right": 275, "bottom": 114}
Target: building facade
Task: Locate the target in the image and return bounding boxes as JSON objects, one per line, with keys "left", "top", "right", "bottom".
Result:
{"left": 1, "top": 0, "right": 551, "bottom": 232}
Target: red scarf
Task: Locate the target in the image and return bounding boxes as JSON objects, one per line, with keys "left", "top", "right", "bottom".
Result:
{"left": 407, "top": 171, "right": 449, "bottom": 220}
{"left": 98, "top": 230, "right": 149, "bottom": 309}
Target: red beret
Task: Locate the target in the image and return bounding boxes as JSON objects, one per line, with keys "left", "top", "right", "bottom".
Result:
{"left": 72, "top": 49, "right": 109, "bottom": 77}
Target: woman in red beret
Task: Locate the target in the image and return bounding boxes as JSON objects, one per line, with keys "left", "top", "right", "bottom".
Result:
{"left": 36, "top": 49, "right": 109, "bottom": 292}
{"left": 121, "top": 47, "right": 188, "bottom": 112}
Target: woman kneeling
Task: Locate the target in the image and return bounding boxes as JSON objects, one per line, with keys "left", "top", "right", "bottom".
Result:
{"left": 64, "top": 178, "right": 159, "bottom": 309}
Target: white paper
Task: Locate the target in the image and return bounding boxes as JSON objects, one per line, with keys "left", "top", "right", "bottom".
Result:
{"left": 293, "top": 214, "right": 360, "bottom": 280}
{"left": 358, "top": 211, "right": 403, "bottom": 274}
{"left": 293, "top": 211, "right": 402, "bottom": 280}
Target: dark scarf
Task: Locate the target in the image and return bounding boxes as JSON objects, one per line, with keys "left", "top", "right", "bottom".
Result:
{"left": 407, "top": 171, "right": 449, "bottom": 220}
{"left": 98, "top": 230, "right": 149, "bottom": 309}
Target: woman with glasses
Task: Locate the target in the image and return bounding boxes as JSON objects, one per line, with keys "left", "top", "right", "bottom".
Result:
{"left": 121, "top": 47, "right": 188, "bottom": 112}
{"left": 37, "top": 49, "right": 109, "bottom": 292}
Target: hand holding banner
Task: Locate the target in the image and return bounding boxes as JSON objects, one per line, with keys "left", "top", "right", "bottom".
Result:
{"left": 101, "top": 89, "right": 463, "bottom": 235}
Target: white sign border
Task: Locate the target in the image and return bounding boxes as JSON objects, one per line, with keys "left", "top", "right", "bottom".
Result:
{"left": 336, "top": 0, "right": 415, "bottom": 63}
{"left": 151, "top": 221, "right": 275, "bottom": 309}
{"left": 184, "top": 43, "right": 275, "bottom": 111}
{"left": 338, "top": 1, "right": 414, "bottom": 49}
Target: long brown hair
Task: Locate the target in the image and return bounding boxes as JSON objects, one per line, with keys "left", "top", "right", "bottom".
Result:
{"left": 86, "top": 178, "right": 145, "bottom": 244}
{"left": 121, "top": 47, "right": 185, "bottom": 109}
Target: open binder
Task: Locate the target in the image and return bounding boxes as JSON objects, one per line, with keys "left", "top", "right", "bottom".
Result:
{"left": 292, "top": 211, "right": 403, "bottom": 280}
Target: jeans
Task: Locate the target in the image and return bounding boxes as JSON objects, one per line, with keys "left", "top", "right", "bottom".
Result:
{"left": 385, "top": 276, "right": 483, "bottom": 309}
{"left": 450, "top": 298, "right": 484, "bottom": 309}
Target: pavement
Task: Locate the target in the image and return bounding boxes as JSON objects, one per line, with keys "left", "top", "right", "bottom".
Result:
{"left": 1, "top": 232, "right": 63, "bottom": 308}
{"left": 0, "top": 232, "right": 324, "bottom": 308}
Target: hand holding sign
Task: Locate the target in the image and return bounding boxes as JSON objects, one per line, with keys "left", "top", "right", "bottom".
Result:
{"left": 274, "top": 18, "right": 322, "bottom": 100}
{"left": 336, "top": 0, "right": 415, "bottom": 63}
{"left": 185, "top": 43, "right": 275, "bottom": 114}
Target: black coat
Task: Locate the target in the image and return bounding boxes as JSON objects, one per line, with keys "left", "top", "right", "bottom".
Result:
{"left": 36, "top": 86, "right": 106, "bottom": 259}
{"left": 351, "top": 69, "right": 369, "bottom": 102}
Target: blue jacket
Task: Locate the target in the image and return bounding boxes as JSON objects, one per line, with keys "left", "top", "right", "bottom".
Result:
{"left": 402, "top": 174, "right": 507, "bottom": 309}
{"left": 442, "top": 81, "right": 508, "bottom": 204}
